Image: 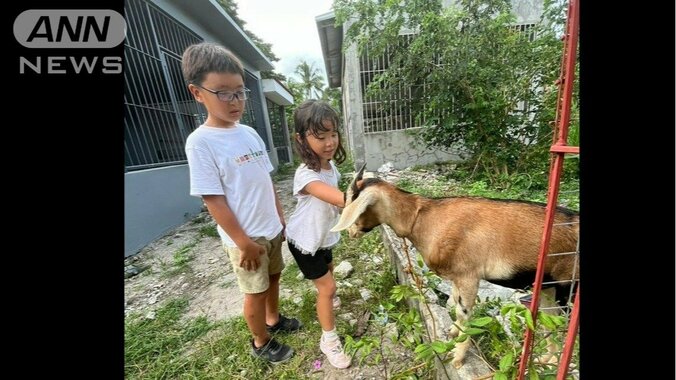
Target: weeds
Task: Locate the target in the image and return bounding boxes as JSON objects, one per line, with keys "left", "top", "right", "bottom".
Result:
{"left": 125, "top": 299, "right": 217, "bottom": 379}
{"left": 159, "top": 241, "right": 197, "bottom": 277}
{"left": 199, "top": 224, "right": 219, "bottom": 238}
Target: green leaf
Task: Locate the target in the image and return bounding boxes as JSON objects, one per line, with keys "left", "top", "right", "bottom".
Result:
{"left": 414, "top": 344, "right": 434, "bottom": 361}
{"left": 550, "top": 314, "right": 566, "bottom": 327}
{"left": 524, "top": 309, "right": 535, "bottom": 331}
{"left": 469, "top": 316, "right": 494, "bottom": 327}
{"left": 414, "top": 344, "right": 430, "bottom": 354}
{"left": 494, "top": 372, "right": 509, "bottom": 380}
{"left": 431, "top": 341, "right": 448, "bottom": 353}
{"left": 463, "top": 327, "right": 485, "bottom": 336}
{"left": 538, "top": 312, "right": 556, "bottom": 330}
{"left": 501, "top": 304, "right": 515, "bottom": 315}
{"left": 528, "top": 369, "right": 540, "bottom": 380}
{"left": 499, "top": 352, "right": 514, "bottom": 371}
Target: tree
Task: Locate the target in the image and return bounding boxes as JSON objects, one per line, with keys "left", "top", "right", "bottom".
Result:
{"left": 335, "top": 0, "right": 575, "bottom": 184}
{"left": 294, "top": 60, "right": 325, "bottom": 99}
{"left": 321, "top": 86, "right": 342, "bottom": 115}
{"left": 282, "top": 78, "right": 308, "bottom": 136}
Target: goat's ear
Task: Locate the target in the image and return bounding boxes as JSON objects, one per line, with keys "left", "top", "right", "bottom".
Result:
{"left": 331, "top": 190, "right": 377, "bottom": 232}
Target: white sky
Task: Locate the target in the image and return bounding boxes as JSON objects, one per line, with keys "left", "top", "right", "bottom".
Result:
{"left": 236, "top": 0, "right": 334, "bottom": 83}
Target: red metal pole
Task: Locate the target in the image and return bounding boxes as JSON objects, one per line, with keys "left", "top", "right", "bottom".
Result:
{"left": 516, "top": 147, "right": 566, "bottom": 379}
{"left": 557, "top": 287, "right": 580, "bottom": 380}
{"left": 516, "top": 0, "right": 579, "bottom": 378}
{"left": 555, "top": 0, "right": 579, "bottom": 147}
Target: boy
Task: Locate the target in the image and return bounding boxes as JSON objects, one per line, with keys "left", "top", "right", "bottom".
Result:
{"left": 182, "top": 42, "right": 301, "bottom": 363}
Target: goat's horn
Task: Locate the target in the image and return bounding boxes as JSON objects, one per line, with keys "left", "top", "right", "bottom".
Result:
{"left": 345, "top": 162, "right": 367, "bottom": 206}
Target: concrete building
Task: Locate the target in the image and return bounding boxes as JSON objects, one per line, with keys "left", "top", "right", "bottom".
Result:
{"left": 124, "top": 0, "right": 293, "bottom": 257}
{"left": 316, "top": 0, "right": 542, "bottom": 171}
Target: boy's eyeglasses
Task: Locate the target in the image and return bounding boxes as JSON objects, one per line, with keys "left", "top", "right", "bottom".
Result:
{"left": 192, "top": 83, "right": 250, "bottom": 102}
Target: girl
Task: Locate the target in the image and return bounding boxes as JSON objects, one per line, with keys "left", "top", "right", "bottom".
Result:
{"left": 285, "top": 100, "right": 351, "bottom": 369}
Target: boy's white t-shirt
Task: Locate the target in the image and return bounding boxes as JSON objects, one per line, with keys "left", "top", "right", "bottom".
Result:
{"left": 286, "top": 162, "right": 341, "bottom": 255}
{"left": 184, "top": 123, "right": 282, "bottom": 247}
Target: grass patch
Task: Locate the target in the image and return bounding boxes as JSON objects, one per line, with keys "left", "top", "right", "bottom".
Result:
{"left": 199, "top": 224, "right": 219, "bottom": 238}
{"left": 173, "top": 242, "right": 195, "bottom": 267}
{"left": 126, "top": 298, "right": 323, "bottom": 379}
{"left": 125, "top": 298, "right": 218, "bottom": 379}
{"left": 160, "top": 241, "right": 197, "bottom": 277}
{"left": 126, "top": 228, "right": 405, "bottom": 379}
{"left": 191, "top": 214, "right": 207, "bottom": 225}
{"left": 280, "top": 261, "right": 305, "bottom": 289}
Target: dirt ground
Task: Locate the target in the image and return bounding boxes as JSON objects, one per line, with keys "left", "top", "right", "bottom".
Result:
{"left": 124, "top": 176, "right": 297, "bottom": 322}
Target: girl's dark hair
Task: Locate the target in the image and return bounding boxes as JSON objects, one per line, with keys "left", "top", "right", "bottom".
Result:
{"left": 293, "top": 100, "right": 346, "bottom": 172}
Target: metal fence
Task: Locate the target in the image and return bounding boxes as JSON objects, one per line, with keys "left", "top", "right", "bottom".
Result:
{"left": 267, "top": 99, "right": 291, "bottom": 163}
{"left": 359, "top": 24, "right": 536, "bottom": 135}
{"left": 241, "top": 72, "right": 268, "bottom": 150}
{"left": 359, "top": 34, "right": 420, "bottom": 134}
{"left": 124, "top": 0, "right": 270, "bottom": 171}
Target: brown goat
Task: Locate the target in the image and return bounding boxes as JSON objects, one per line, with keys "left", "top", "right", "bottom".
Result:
{"left": 331, "top": 166, "right": 579, "bottom": 368}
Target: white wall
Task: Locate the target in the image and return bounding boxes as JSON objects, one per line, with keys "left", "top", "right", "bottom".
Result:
{"left": 125, "top": 165, "right": 203, "bottom": 257}
{"left": 363, "top": 129, "right": 463, "bottom": 171}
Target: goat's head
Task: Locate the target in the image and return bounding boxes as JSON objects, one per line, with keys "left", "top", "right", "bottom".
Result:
{"left": 332, "top": 163, "right": 385, "bottom": 237}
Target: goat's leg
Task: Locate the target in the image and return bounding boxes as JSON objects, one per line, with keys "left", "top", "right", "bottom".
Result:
{"left": 449, "top": 277, "right": 480, "bottom": 369}
{"left": 533, "top": 287, "right": 561, "bottom": 365}
{"left": 448, "top": 281, "right": 461, "bottom": 338}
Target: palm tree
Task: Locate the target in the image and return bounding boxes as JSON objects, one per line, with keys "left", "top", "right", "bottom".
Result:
{"left": 294, "top": 61, "right": 325, "bottom": 99}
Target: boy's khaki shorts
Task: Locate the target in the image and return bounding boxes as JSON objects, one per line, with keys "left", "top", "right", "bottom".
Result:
{"left": 223, "top": 233, "right": 284, "bottom": 294}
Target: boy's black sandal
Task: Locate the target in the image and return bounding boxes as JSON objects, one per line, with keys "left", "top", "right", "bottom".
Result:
{"left": 250, "top": 337, "right": 294, "bottom": 363}
{"left": 266, "top": 314, "right": 303, "bottom": 333}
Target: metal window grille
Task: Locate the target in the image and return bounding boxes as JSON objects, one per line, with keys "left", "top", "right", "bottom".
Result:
{"left": 359, "top": 23, "right": 536, "bottom": 135}
{"left": 124, "top": 0, "right": 204, "bottom": 171}
{"left": 124, "top": 0, "right": 273, "bottom": 171}
{"left": 510, "top": 23, "right": 537, "bottom": 117}
{"left": 511, "top": 22, "right": 536, "bottom": 42}
{"left": 359, "top": 34, "right": 434, "bottom": 134}
{"left": 239, "top": 72, "right": 270, "bottom": 150}
{"left": 267, "top": 99, "right": 290, "bottom": 163}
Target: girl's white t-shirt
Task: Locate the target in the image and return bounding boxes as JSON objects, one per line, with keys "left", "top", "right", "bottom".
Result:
{"left": 184, "top": 124, "right": 282, "bottom": 247}
{"left": 286, "top": 162, "right": 342, "bottom": 255}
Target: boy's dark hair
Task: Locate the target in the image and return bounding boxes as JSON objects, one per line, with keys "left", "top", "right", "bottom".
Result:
{"left": 293, "top": 100, "right": 346, "bottom": 172}
{"left": 181, "top": 42, "right": 245, "bottom": 85}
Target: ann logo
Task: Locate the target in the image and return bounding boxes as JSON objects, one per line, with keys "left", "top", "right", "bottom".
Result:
{"left": 14, "top": 9, "right": 126, "bottom": 48}
{"left": 28, "top": 15, "right": 111, "bottom": 43}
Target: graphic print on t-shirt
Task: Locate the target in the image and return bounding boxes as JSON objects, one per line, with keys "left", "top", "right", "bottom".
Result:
{"left": 234, "top": 148, "right": 266, "bottom": 165}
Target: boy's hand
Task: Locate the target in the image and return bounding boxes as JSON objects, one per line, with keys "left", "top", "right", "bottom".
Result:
{"left": 238, "top": 239, "right": 265, "bottom": 271}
